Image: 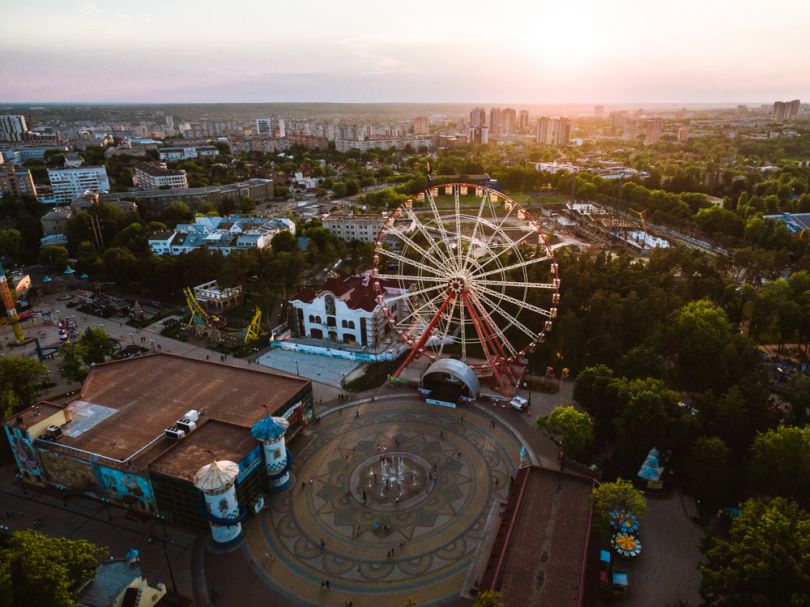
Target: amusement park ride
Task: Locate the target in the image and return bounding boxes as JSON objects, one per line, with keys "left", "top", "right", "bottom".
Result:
{"left": 0, "top": 261, "right": 24, "bottom": 344}
{"left": 184, "top": 287, "right": 264, "bottom": 344}
{"left": 372, "top": 183, "right": 560, "bottom": 397}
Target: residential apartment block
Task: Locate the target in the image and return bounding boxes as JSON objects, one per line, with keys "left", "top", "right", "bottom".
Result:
{"left": 133, "top": 163, "right": 188, "bottom": 190}
{"left": 158, "top": 145, "right": 220, "bottom": 161}
{"left": 0, "top": 166, "right": 37, "bottom": 198}
{"left": 322, "top": 214, "right": 387, "bottom": 243}
{"left": 47, "top": 166, "right": 110, "bottom": 204}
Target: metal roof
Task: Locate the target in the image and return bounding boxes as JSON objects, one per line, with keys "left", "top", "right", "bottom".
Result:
{"left": 422, "top": 358, "right": 480, "bottom": 396}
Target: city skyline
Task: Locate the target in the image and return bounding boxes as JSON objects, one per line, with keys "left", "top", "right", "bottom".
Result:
{"left": 1, "top": 0, "right": 809, "bottom": 104}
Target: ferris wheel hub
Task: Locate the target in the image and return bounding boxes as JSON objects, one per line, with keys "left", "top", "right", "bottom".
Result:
{"left": 448, "top": 275, "right": 468, "bottom": 294}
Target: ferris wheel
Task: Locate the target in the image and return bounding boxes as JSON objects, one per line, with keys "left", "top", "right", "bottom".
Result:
{"left": 372, "top": 183, "right": 560, "bottom": 396}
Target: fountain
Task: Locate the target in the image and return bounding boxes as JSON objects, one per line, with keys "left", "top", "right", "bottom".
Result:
{"left": 353, "top": 451, "right": 433, "bottom": 509}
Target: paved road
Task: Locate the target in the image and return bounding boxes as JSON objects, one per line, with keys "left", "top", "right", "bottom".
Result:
{"left": 6, "top": 292, "right": 342, "bottom": 404}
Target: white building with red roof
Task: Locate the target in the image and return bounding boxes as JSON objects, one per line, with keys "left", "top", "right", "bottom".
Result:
{"left": 288, "top": 271, "right": 408, "bottom": 348}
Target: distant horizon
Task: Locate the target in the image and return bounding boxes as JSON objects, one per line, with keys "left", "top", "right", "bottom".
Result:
{"left": 2, "top": 0, "right": 808, "bottom": 105}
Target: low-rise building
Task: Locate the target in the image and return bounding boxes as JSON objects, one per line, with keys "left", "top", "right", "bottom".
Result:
{"left": 102, "top": 178, "right": 273, "bottom": 212}
{"left": 76, "top": 553, "right": 168, "bottom": 607}
{"left": 288, "top": 271, "right": 408, "bottom": 348}
{"left": 40, "top": 205, "right": 73, "bottom": 235}
{"left": 323, "top": 214, "right": 387, "bottom": 243}
{"left": 193, "top": 280, "right": 243, "bottom": 311}
{"left": 133, "top": 163, "right": 188, "bottom": 190}
{"left": 63, "top": 152, "right": 84, "bottom": 168}
{"left": 158, "top": 145, "right": 219, "bottom": 161}
{"left": 335, "top": 135, "right": 436, "bottom": 153}
{"left": 148, "top": 215, "right": 294, "bottom": 256}
{"left": 3, "top": 354, "right": 313, "bottom": 531}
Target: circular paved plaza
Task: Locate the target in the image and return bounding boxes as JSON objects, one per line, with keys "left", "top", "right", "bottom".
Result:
{"left": 241, "top": 399, "right": 527, "bottom": 606}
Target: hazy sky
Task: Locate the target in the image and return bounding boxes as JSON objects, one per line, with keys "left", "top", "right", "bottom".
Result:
{"left": 1, "top": 0, "right": 809, "bottom": 103}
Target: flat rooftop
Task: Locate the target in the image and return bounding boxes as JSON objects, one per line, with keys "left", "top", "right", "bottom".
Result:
{"left": 150, "top": 419, "right": 256, "bottom": 482}
{"left": 482, "top": 465, "right": 594, "bottom": 607}
{"left": 33, "top": 354, "right": 308, "bottom": 466}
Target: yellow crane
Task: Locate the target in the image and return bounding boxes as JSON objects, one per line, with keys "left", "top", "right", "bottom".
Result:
{"left": 0, "top": 262, "right": 24, "bottom": 343}
{"left": 244, "top": 307, "right": 264, "bottom": 343}
{"left": 629, "top": 208, "right": 648, "bottom": 232}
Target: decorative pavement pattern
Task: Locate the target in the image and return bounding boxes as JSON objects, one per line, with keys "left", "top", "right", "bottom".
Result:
{"left": 243, "top": 400, "right": 524, "bottom": 606}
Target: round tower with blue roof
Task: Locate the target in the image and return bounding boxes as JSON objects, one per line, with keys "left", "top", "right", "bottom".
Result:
{"left": 250, "top": 415, "right": 292, "bottom": 492}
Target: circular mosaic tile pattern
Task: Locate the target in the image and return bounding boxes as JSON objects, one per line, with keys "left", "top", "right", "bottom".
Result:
{"left": 243, "top": 400, "right": 525, "bottom": 606}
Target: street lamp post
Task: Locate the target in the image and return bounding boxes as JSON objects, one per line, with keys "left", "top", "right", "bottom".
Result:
{"left": 294, "top": 359, "right": 300, "bottom": 376}
{"left": 128, "top": 332, "right": 135, "bottom": 346}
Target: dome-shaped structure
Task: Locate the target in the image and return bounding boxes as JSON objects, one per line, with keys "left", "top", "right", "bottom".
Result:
{"left": 421, "top": 358, "right": 480, "bottom": 400}
{"left": 193, "top": 459, "right": 239, "bottom": 493}
{"left": 250, "top": 415, "right": 289, "bottom": 441}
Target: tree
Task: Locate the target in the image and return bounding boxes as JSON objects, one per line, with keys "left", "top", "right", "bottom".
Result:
{"left": 669, "top": 299, "right": 734, "bottom": 391}
{"left": 473, "top": 591, "right": 504, "bottom": 607}
{"left": 592, "top": 479, "right": 647, "bottom": 533}
{"left": 536, "top": 405, "right": 593, "bottom": 458}
{"left": 38, "top": 245, "right": 69, "bottom": 272}
{"left": 76, "top": 327, "right": 115, "bottom": 365}
{"left": 749, "top": 426, "right": 810, "bottom": 506}
{"left": 699, "top": 498, "right": 810, "bottom": 606}
{"left": 612, "top": 377, "right": 680, "bottom": 465}
{"left": 58, "top": 343, "right": 88, "bottom": 382}
{"left": 0, "top": 357, "right": 47, "bottom": 419}
{"left": 271, "top": 230, "right": 296, "bottom": 253}
{"left": 101, "top": 247, "right": 137, "bottom": 284}
{"left": 0, "top": 529, "right": 108, "bottom": 607}
{"left": 686, "top": 436, "right": 732, "bottom": 510}
{"left": 572, "top": 365, "right": 619, "bottom": 439}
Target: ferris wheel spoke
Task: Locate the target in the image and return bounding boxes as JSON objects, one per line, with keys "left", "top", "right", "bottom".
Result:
{"left": 381, "top": 223, "right": 449, "bottom": 274}
{"left": 474, "top": 289, "right": 540, "bottom": 344}
{"left": 375, "top": 273, "right": 446, "bottom": 283}
{"left": 436, "top": 295, "right": 459, "bottom": 358}
{"left": 466, "top": 292, "right": 519, "bottom": 358}
{"left": 481, "top": 195, "right": 518, "bottom": 249}
{"left": 425, "top": 189, "right": 456, "bottom": 269}
{"left": 472, "top": 283, "right": 555, "bottom": 318}
{"left": 393, "top": 289, "right": 448, "bottom": 328}
{"left": 381, "top": 282, "right": 447, "bottom": 307}
{"left": 462, "top": 190, "right": 491, "bottom": 271}
{"left": 454, "top": 186, "right": 463, "bottom": 266}
{"left": 459, "top": 297, "right": 467, "bottom": 360}
{"left": 402, "top": 204, "right": 455, "bottom": 269}
{"left": 473, "top": 229, "right": 539, "bottom": 275}
{"left": 477, "top": 278, "right": 558, "bottom": 289}
{"left": 376, "top": 247, "right": 448, "bottom": 277}
{"left": 473, "top": 254, "right": 551, "bottom": 280}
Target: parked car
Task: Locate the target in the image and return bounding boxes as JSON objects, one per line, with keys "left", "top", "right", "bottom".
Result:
{"left": 510, "top": 395, "right": 529, "bottom": 412}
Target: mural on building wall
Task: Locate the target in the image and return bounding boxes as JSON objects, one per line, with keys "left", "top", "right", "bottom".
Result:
{"left": 99, "top": 466, "right": 156, "bottom": 512}
{"left": 39, "top": 451, "right": 100, "bottom": 495}
{"left": 4, "top": 427, "right": 41, "bottom": 478}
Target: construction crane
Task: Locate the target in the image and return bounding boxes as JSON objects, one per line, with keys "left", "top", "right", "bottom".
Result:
{"left": 183, "top": 287, "right": 210, "bottom": 327}
{"left": 629, "top": 208, "right": 648, "bottom": 232}
{"left": 244, "top": 307, "right": 264, "bottom": 344}
{"left": 0, "top": 261, "right": 24, "bottom": 343}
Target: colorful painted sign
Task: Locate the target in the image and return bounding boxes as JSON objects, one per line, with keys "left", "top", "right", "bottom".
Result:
{"left": 5, "top": 427, "right": 41, "bottom": 478}
{"left": 38, "top": 451, "right": 100, "bottom": 496}
{"left": 237, "top": 446, "right": 262, "bottom": 484}
{"left": 98, "top": 466, "right": 156, "bottom": 513}
{"left": 426, "top": 398, "right": 457, "bottom": 409}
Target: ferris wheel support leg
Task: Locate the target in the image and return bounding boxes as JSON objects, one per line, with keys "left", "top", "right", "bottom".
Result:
{"left": 461, "top": 292, "right": 511, "bottom": 397}
{"left": 393, "top": 291, "right": 456, "bottom": 379}
{"left": 466, "top": 292, "right": 519, "bottom": 388}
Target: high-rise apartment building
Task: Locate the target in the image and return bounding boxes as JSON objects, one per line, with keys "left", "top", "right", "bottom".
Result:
{"left": 470, "top": 107, "right": 487, "bottom": 128}
{"left": 412, "top": 116, "right": 429, "bottom": 135}
{"left": 0, "top": 167, "right": 37, "bottom": 198}
{"left": 489, "top": 108, "right": 502, "bottom": 137}
{"left": 677, "top": 127, "right": 689, "bottom": 143}
{"left": 0, "top": 115, "right": 28, "bottom": 142}
{"left": 594, "top": 105, "right": 604, "bottom": 118}
{"left": 536, "top": 117, "right": 570, "bottom": 146}
{"left": 772, "top": 100, "right": 800, "bottom": 122}
{"left": 256, "top": 117, "right": 286, "bottom": 138}
{"left": 502, "top": 108, "right": 517, "bottom": 134}
{"left": 645, "top": 118, "right": 662, "bottom": 145}
{"left": 518, "top": 110, "right": 530, "bottom": 133}
{"left": 469, "top": 126, "right": 489, "bottom": 145}
{"left": 47, "top": 166, "right": 110, "bottom": 204}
